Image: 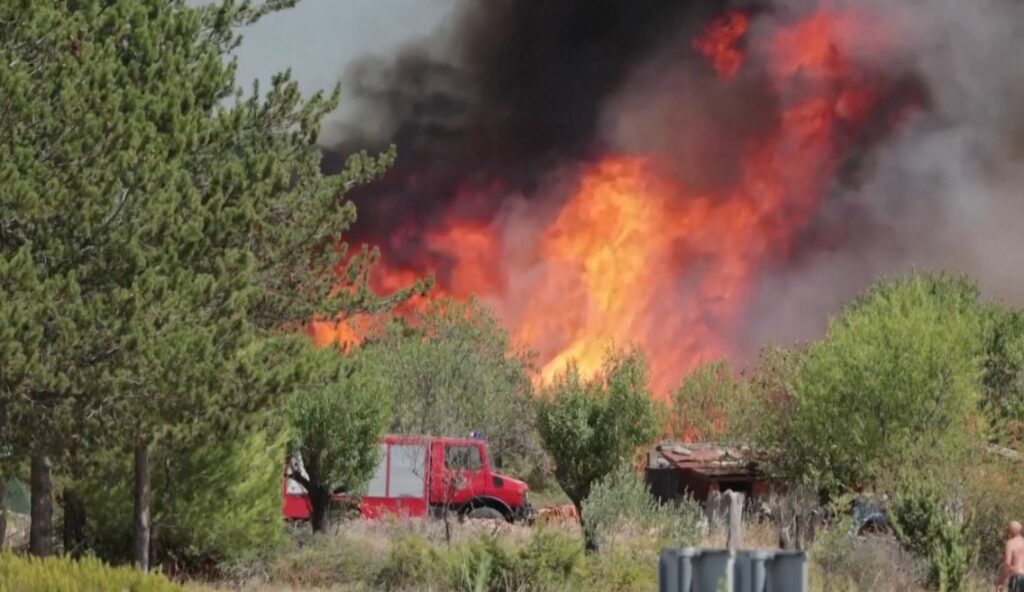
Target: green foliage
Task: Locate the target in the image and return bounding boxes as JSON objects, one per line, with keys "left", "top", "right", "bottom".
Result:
{"left": 576, "top": 548, "right": 657, "bottom": 592}
{"left": 78, "top": 428, "right": 287, "bottom": 565}
{"left": 890, "top": 493, "right": 975, "bottom": 592}
{"left": 784, "top": 273, "right": 985, "bottom": 492}
{"left": 288, "top": 345, "right": 392, "bottom": 491}
{"left": 3, "top": 478, "right": 29, "bottom": 516}
{"left": 582, "top": 465, "right": 704, "bottom": 551}
{"left": 0, "top": 552, "right": 184, "bottom": 591}
{"left": 368, "top": 299, "right": 542, "bottom": 476}
{"left": 377, "top": 533, "right": 446, "bottom": 590}
{"left": 287, "top": 343, "right": 392, "bottom": 530}
{"left": 746, "top": 346, "right": 805, "bottom": 452}
{"left": 449, "top": 529, "right": 583, "bottom": 592}
{"left": 231, "top": 529, "right": 382, "bottom": 589}
{"left": 980, "top": 306, "right": 1024, "bottom": 445}
{"left": 671, "top": 359, "right": 758, "bottom": 443}
{"left": 536, "top": 348, "right": 662, "bottom": 513}
{"left": 0, "top": 0, "right": 424, "bottom": 563}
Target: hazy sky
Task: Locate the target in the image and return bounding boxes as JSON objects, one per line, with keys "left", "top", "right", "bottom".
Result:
{"left": 225, "top": 0, "right": 457, "bottom": 95}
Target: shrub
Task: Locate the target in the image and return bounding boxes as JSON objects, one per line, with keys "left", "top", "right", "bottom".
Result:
{"left": 890, "top": 493, "right": 975, "bottom": 592}
{"left": 785, "top": 273, "right": 984, "bottom": 492}
{"left": 980, "top": 306, "right": 1024, "bottom": 446}
{"left": 578, "top": 548, "right": 657, "bottom": 592}
{"left": 0, "top": 552, "right": 183, "bottom": 591}
{"left": 962, "top": 454, "right": 1024, "bottom": 574}
{"left": 509, "top": 528, "right": 583, "bottom": 589}
{"left": 582, "top": 465, "right": 704, "bottom": 552}
{"left": 220, "top": 527, "right": 386, "bottom": 589}
{"left": 378, "top": 533, "right": 444, "bottom": 590}
{"left": 443, "top": 529, "right": 583, "bottom": 592}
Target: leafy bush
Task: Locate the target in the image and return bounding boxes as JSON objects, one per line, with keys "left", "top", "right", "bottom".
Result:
{"left": 577, "top": 548, "right": 656, "bottom": 592}
{"left": 981, "top": 306, "right": 1024, "bottom": 445}
{"left": 442, "top": 529, "right": 583, "bottom": 592}
{"left": 378, "top": 533, "right": 445, "bottom": 590}
{"left": 0, "top": 552, "right": 183, "bottom": 591}
{"left": 582, "top": 465, "right": 705, "bottom": 552}
{"left": 785, "top": 273, "right": 985, "bottom": 492}
{"left": 890, "top": 493, "right": 975, "bottom": 592}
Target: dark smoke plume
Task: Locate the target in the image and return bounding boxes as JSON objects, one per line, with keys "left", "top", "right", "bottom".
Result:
{"left": 324, "top": 0, "right": 749, "bottom": 274}
{"left": 321, "top": 0, "right": 1024, "bottom": 362}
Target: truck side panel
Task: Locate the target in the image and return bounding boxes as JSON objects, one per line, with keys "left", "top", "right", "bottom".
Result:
{"left": 360, "top": 440, "right": 429, "bottom": 519}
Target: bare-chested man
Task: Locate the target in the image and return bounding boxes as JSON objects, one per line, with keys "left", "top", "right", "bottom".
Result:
{"left": 999, "top": 521, "right": 1024, "bottom": 592}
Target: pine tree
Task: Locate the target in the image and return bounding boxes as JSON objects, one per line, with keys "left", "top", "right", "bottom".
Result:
{"left": 0, "top": 0, "right": 425, "bottom": 568}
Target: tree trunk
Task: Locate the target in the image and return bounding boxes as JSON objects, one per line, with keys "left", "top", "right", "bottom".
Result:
{"left": 0, "top": 478, "right": 7, "bottom": 550}
{"left": 574, "top": 499, "right": 599, "bottom": 553}
{"left": 62, "top": 488, "right": 86, "bottom": 558}
{"left": 29, "top": 452, "right": 54, "bottom": 557}
{"left": 309, "top": 486, "right": 330, "bottom": 533}
{"left": 133, "top": 441, "right": 151, "bottom": 572}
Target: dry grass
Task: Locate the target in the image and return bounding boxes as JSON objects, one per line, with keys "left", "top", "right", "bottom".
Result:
{"left": 316, "top": 514, "right": 563, "bottom": 547}
{"left": 210, "top": 518, "right": 586, "bottom": 592}
{"left": 698, "top": 520, "right": 779, "bottom": 550}
{"left": 196, "top": 514, "right": 1000, "bottom": 592}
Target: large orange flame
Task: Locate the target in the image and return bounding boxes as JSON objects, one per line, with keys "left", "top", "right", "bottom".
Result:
{"left": 341, "top": 8, "right": 904, "bottom": 395}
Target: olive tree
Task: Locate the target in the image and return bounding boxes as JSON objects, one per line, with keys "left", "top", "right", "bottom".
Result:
{"left": 536, "top": 348, "right": 662, "bottom": 551}
{"left": 287, "top": 346, "right": 391, "bottom": 533}
{"left": 368, "top": 299, "right": 542, "bottom": 476}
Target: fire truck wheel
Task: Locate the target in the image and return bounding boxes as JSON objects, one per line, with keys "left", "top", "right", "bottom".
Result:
{"left": 465, "top": 506, "right": 506, "bottom": 521}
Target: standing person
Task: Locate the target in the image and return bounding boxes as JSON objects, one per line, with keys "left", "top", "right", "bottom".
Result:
{"left": 999, "top": 521, "right": 1024, "bottom": 592}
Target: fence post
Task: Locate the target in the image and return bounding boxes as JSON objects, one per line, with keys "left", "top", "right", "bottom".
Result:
{"left": 726, "top": 490, "right": 744, "bottom": 552}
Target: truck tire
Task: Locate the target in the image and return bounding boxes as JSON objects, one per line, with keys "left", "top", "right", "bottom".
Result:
{"left": 465, "top": 506, "right": 506, "bottom": 521}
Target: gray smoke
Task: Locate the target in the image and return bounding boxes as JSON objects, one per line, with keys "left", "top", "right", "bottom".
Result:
{"left": 735, "top": 0, "right": 1024, "bottom": 352}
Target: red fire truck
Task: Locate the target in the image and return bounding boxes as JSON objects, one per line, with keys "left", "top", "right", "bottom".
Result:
{"left": 282, "top": 434, "right": 533, "bottom": 522}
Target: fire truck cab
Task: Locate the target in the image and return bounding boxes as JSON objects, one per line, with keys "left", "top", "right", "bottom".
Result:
{"left": 283, "top": 434, "right": 533, "bottom": 523}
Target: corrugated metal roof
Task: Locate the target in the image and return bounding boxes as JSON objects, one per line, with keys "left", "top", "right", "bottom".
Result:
{"left": 647, "top": 441, "right": 765, "bottom": 477}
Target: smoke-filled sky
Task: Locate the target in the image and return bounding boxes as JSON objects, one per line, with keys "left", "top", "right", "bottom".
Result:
{"left": 231, "top": 0, "right": 1024, "bottom": 384}
{"left": 227, "top": 0, "right": 456, "bottom": 124}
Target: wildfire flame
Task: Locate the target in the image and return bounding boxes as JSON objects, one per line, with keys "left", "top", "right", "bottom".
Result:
{"left": 693, "top": 11, "right": 750, "bottom": 80}
{"left": 328, "top": 7, "right": 908, "bottom": 395}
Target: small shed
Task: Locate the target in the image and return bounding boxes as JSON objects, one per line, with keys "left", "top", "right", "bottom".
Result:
{"left": 644, "top": 441, "right": 772, "bottom": 505}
